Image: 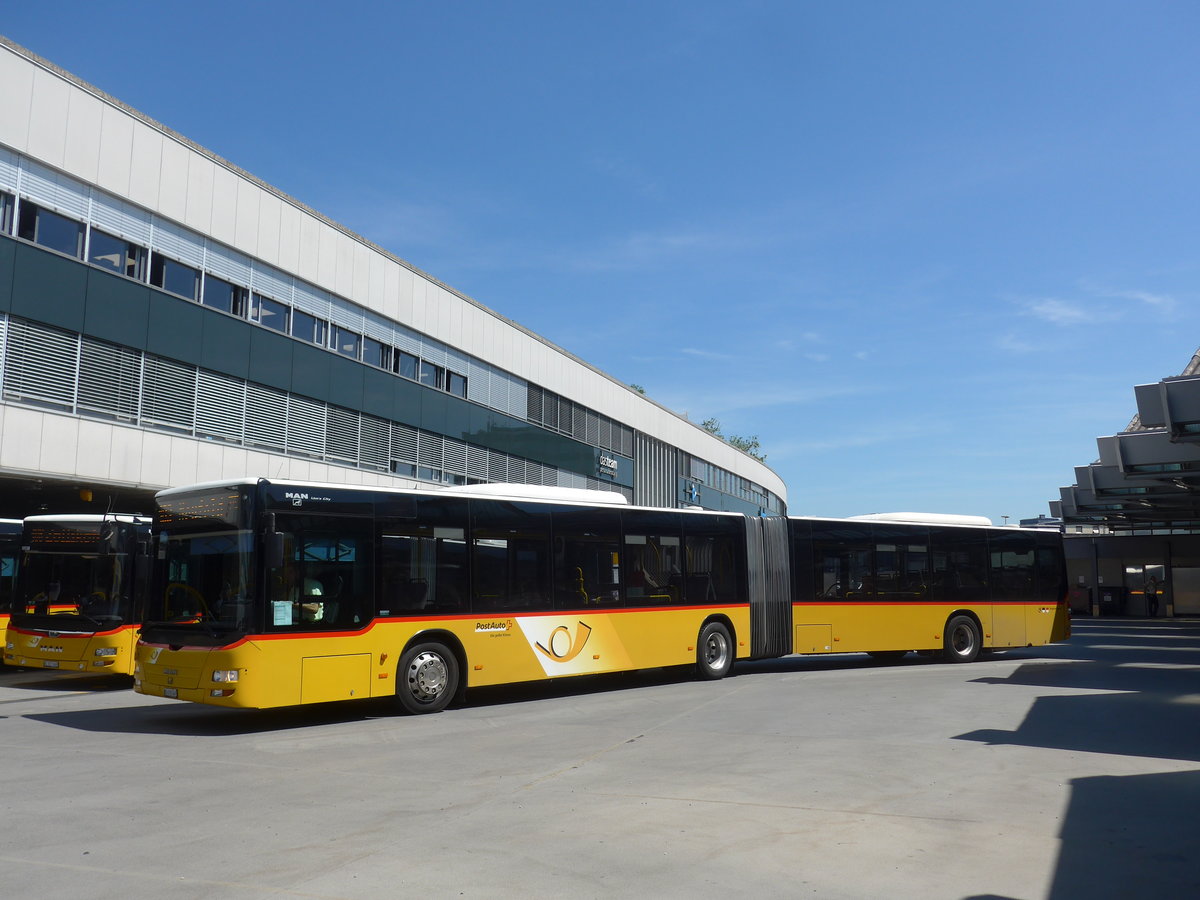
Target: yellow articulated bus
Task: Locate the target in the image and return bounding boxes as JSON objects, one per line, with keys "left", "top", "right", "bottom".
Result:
{"left": 133, "top": 479, "right": 1068, "bottom": 713}
{"left": 0, "top": 519, "right": 22, "bottom": 659}
{"left": 4, "top": 514, "right": 153, "bottom": 675}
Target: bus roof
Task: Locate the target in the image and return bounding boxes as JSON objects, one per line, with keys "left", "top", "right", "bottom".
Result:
{"left": 845, "top": 512, "right": 994, "bottom": 527}
{"left": 23, "top": 513, "right": 152, "bottom": 526}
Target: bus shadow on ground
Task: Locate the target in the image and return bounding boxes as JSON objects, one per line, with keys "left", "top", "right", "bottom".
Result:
{"left": 0, "top": 668, "right": 133, "bottom": 692}
{"left": 954, "top": 618, "right": 1200, "bottom": 899}
{"left": 15, "top": 667, "right": 718, "bottom": 736}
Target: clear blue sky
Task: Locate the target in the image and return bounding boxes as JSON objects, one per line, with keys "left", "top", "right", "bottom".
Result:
{"left": 6, "top": 2, "right": 1199, "bottom": 521}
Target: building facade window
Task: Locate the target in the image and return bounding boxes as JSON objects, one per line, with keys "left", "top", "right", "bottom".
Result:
{"left": 202, "top": 274, "right": 247, "bottom": 316}
{"left": 291, "top": 309, "right": 326, "bottom": 345}
{"left": 447, "top": 372, "right": 467, "bottom": 398}
{"left": 17, "top": 203, "right": 84, "bottom": 259}
{"left": 150, "top": 254, "right": 200, "bottom": 300}
{"left": 252, "top": 293, "right": 289, "bottom": 333}
{"left": 333, "top": 326, "right": 361, "bottom": 359}
{"left": 88, "top": 228, "right": 146, "bottom": 280}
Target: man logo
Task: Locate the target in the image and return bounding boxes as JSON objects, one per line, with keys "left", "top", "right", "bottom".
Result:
{"left": 535, "top": 621, "right": 593, "bottom": 663}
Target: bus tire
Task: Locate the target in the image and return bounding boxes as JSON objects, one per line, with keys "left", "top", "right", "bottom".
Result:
{"left": 696, "top": 621, "right": 733, "bottom": 680}
{"left": 942, "top": 615, "right": 981, "bottom": 663}
{"left": 396, "top": 641, "right": 459, "bottom": 714}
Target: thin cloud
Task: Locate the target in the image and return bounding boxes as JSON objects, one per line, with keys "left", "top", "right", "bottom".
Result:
{"left": 1023, "top": 298, "right": 1091, "bottom": 325}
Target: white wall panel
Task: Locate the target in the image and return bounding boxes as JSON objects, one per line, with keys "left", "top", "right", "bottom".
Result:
{"left": 95, "top": 105, "right": 134, "bottom": 197}
{"left": 297, "top": 214, "right": 321, "bottom": 283}
{"left": 26, "top": 68, "right": 70, "bottom": 169}
{"left": 0, "top": 47, "right": 34, "bottom": 152}
{"left": 164, "top": 433, "right": 199, "bottom": 486}
{"left": 184, "top": 154, "right": 215, "bottom": 234}
{"left": 352, "top": 243, "right": 371, "bottom": 307}
{"left": 39, "top": 413, "right": 81, "bottom": 476}
{"left": 367, "top": 252, "right": 387, "bottom": 312}
{"left": 334, "top": 232, "right": 355, "bottom": 299}
{"left": 316, "top": 225, "right": 338, "bottom": 291}
{"left": 108, "top": 423, "right": 144, "bottom": 483}
{"left": 156, "top": 138, "right": 189, "bottom": 222}
{"left": 74, "top": 418, "right": 113, "bottom": 478}
{"left": 1, "top": 406, "right": 43, "bottom": 471}
{"left": 127, "top": 125, "right": 163, "bottom": 209}
{"left": 233, "top": 176, "right": 260, "bottom": 256}
{"left": 257, "top": 193, "right": 284, "bottom": 266}
{"left": 209, "top": 165, "right": 239, "bottom": 246}
{"left": 63, "top": 88, "right": 103, "bottom": 185}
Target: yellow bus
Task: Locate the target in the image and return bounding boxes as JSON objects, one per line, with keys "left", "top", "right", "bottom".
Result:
{"left": 4, "top": 514, "right": 153, "bottom": 675}
{"left": 133, "top": 479, "right": 1068, "bottom": 713}
{"left": 0, "top": 519, "right": 22, "bottom": 659}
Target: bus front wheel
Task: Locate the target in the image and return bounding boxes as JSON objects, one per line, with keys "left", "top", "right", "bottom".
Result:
{"left": 396, "top": 641, "right": 459, "bottom": 714}
{"left": 696, "top": 622, "right": 733, "bottom": 680}
{"left": 942, "top": 615, "right": 981, "bottom": 663}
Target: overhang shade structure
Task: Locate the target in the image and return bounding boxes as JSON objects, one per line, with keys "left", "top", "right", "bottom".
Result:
{"left": 1056, "top": 350, "right": 1200, "bottom": 532}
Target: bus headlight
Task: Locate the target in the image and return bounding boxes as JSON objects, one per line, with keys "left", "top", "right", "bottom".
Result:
{"left": 212, "top": 670, "right": 240, "bottom": 683}
{"left": 94, "top": 647, "right": 118, "bottom": 657}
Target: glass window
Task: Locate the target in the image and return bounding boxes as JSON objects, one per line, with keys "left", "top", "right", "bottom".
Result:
{"left": 928, "top": 527, "right": 989, "bottom": 604}
{"left": 333, "top": 326, "right": 360, "bottom": 359}
{"left": 252, "top": 294, "right": 289, "bottom": 333}
{"left": 150, "top": 254, "right": 200, "bottom": 300}
{"left": 18, "top": 203, "right": 84, "bottom": 258}
{"left": 380, "top": 501, "right": 469, "bottom": 616}
{"left": 202, "top": 275, "right": 246, "bottom": 315}
{"left": 989, "top": 534, "right": 1036, "bottom": 601}
{"left": 419, "top": 360, "right": 443, "bottom": 389}
{"left": 292, "top": 309, "right": 326, "bottom": 345}
{"left": 470, "top": 500, "right": 552, "bottom": 612}
{"left": 395, "top": 351, "right": 418, "bottom": 380}
{"left": 808, "top": 522, "right": 874, "bottom": 600}
{"left": 552, "top": 506, "right": 622, "bottom": 608}
{"left": 447, "top": 372, "right": 467, "bottom": 398}
{"left": 364, "top": 337, "right": 390, "bottom": 369}
{"left": 88, "top": 228, "right": 146, "bottom": 280}
{"left": 683, "top": 514, "right": 746, "bottom": 604}
{"left": 623, "top": 510, "right": 684, "bottom": 606}
{"left": 0, "top": 192, "right": 14, "bottom": 234}
{"left": 266, "top": 514, "right": 373, "bottom": 630}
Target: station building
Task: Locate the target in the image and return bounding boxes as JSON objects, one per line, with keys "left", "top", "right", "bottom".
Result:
{"left": 0, "top": 37, "right": 786, "bottom": 520}
{"left": 1055, "top": 349, "right": 1200, "bottom": 617}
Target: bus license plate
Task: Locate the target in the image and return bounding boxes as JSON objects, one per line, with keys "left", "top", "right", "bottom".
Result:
{"left": 43, "top": 660, "right": 59, "bottom": 668}
{"left": 164, "top": 688, "right": 178, "bottom": 699}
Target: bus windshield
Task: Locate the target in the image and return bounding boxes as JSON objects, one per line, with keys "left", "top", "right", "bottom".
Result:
{"left": 19, "top": 551, "right": 127, "bottom": 624}
{"left": 159, "top": 529, "right": 256, "bottom": 632}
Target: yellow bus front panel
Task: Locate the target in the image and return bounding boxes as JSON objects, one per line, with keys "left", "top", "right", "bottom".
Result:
{"left": 5, "top": 624, "right": 139, "bottom": 674}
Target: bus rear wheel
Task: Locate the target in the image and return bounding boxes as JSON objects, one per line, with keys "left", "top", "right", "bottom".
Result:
{"left": 696, "top": 622, "right": 733, "bottom": 680}
{"left": 396, "top": 641, "right": 459, "bottom": 714}
{"left": 942, "top": 615, "right": 981, "bottom": 664}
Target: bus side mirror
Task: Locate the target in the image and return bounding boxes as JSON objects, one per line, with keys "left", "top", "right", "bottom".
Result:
{"left": 268, "top": 532, "right": 286, "bottom": 569}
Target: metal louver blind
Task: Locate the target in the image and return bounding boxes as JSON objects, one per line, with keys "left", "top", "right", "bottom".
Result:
{"left": 417, "top": 433, "right": 443, "bottom": 469}
{"left": 2, "top": 319, "right": 77, "bottom": 410}
{"left": 90, "top": 192, "right": 152, "bottom": 246}
{"left": 205, "top": 242, "right": 252, "bottom": 287}
{"left": 244, "top": 383, "right": 287, "bottom": 451}
{"left": 21, "top": 160, "right": 89, "bottom": 219}
{"left": 443, "top": 439, "right": 467, "bottom": 476}
{"left": 487, "top": 451, "right": 508, "bottom": 482}
{"left": 467, "top": 446, "right": 488, "bottom": 480}
{"left": 250, "top": 264, "right": 292, "bottom": 304}
{"left": 325, "top": 406, "right": 359, "bottom": 464}
{"left": 141, "top": 356, "right": 196, "bottom": 433}
{"left": 78, "top": 337, "right": 140, "bottom": 422}
{"left": 0, "top": 147, "right": 17, "bottom": 192}
{"left": 359, "top": 415, "right": 390, "bottom": 471}
{"left": 286, "top": 395, "right": 326, "bottom": 458}
{"left": 196, "top": 371, "right": 245, "bottom": 443}
{"left": 391, "top": 423, "right": 418, "bottom": 464}
{"left": 152, "top": 218, "right": 205, "bottom": 268}
{"left": 3, "top": 319, "right": 76, "bottom": 410}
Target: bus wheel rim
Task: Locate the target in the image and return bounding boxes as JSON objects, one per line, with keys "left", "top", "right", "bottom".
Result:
{"left": 407, "top": 651, "right": 448, "bottom": 702}
{"left": 705, "top": 631, "right": 728, "bottom": 668}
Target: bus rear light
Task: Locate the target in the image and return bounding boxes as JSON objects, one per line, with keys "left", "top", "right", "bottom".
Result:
{"left": 210, "top": 689, "right": 235, "bottom": 698}
{"left": 212, "top": 670, "right": 240, "bottom": 683}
